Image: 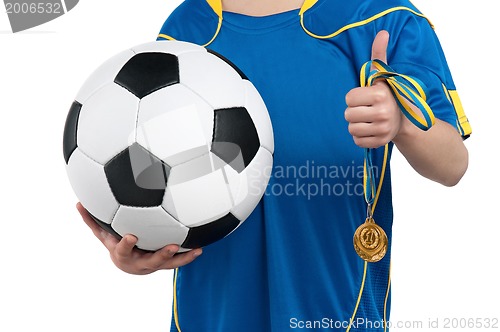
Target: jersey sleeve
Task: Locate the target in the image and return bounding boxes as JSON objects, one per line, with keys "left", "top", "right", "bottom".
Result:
{"left": 387, "top": 13, "right": 472, "bottom": 138}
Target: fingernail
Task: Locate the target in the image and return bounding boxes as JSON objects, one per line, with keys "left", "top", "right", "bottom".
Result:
{"left": 193, "top": 250, "right": 202, "bottom": 257}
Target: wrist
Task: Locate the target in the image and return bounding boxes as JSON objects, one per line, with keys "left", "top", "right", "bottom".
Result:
{"left": 392, "top": 115, "right": 418, "bottom": 145}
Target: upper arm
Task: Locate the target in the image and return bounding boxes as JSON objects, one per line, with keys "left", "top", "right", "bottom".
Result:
{"left": 386, "top": 13, "right": 472, "bottom": 139}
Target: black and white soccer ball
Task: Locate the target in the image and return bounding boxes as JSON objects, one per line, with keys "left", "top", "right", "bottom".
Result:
{"left": 63, "top": 41, "right": 274, "bottom": 251}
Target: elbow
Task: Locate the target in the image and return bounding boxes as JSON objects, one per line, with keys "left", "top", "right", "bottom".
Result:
{"left": 441, "top": 147, "right": 469, "bottom": 187}
{"left": 442, "top": 172, "right": 465, "bottom": 187}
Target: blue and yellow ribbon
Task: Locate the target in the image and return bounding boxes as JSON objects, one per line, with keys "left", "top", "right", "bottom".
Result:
{"left": 361, "top": 59, "right": 435, "bottom": 131}
{"left": 350, "top": 60, "right": 436, "bottom": 332}
{"left": 360, "top": 59, "right": 436, "bottom": 212}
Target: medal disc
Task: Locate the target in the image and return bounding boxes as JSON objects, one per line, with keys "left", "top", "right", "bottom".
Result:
{"left": 353, "top": 218, "right": 388, "bottom": 263}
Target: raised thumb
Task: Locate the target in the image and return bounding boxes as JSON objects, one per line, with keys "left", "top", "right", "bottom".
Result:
{"left": 371, "top": 30, "right": 390, "bottom": 64}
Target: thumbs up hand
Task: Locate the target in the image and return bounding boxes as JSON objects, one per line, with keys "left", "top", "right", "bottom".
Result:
{"left": 345, "top": 31, "right": 404, "bottom": 148}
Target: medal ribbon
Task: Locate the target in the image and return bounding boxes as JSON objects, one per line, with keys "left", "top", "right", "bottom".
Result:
{"left": 361, "top": 59, "right": 436, "bottom": 130}
{"left": 360, "top": 59, "right": 436, "bottom": 213}
{"left": 351, "top": 60, "right": 438, "bottom": 329}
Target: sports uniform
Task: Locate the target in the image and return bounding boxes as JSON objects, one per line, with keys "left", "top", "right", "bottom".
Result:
{"left": 157, "top": 0, "right": 471, "bottom": 331}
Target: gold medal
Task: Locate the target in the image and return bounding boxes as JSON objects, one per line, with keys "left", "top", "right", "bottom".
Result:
{"left": 353, "top": 217, "right": 388, "bottom": 263}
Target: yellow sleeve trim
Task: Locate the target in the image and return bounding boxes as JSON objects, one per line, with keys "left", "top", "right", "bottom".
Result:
{"left": 300, "top": 6, "right": 434, "bottom": 40}
{"left": 448, "top": 90, "right": 472, "bottom": 138}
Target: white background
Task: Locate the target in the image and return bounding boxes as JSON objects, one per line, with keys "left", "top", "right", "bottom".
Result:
{"left": 0, "top": 1, "right": 497, "bottom": 331}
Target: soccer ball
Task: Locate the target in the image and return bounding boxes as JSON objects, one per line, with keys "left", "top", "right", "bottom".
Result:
{"left": 63, "top": 41, "right": 274, "bottom": 251}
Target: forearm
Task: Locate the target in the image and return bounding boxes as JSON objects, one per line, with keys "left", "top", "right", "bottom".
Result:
{"left": 392, "top": 117, "right": 469, "bottom": 187}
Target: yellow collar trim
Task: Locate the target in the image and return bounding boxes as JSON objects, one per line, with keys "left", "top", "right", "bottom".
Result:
{"left": 300, "top": 6, "right": 434, "bottom": 40}
{"left": 206, "top": 0, "right": 317, "bottom": 18}
{"left": 206, "top": 0, "right": 223, "bottom": 18}
{"left": 299, "top": 0, "right": 318, "bottom": 16}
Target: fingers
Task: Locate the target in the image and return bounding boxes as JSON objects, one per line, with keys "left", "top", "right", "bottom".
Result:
{"left": 346, "top": 109, "right": 397, "bottom": 148}
{"left": 76, "top": 202, "right": 202, "bottom": 273}
{"left": 345, "top": 84, "right": 400, "bottom": 148}
{"left": 114, "top": 234, "right": 138, "bottom": 260}
{"left": 347, "top": 122, "right": 393, "bottom": 147}
{"left": 345, "top": 106, "right": 378, "bottom": 123}
{"left": 113, "top": 244, "right": 202, "bottom": 274}
{"left": 350, "top": 136, "right": 388, "bottom": 149}
{"left": 76, "top": 202, "right": 94, "bottom": 227}
{"left": 112, "top": 237, "right": 203, "bottom": 273}
{"left": 144, "top": 245, "right": 203, "bottom": 270}
{"left": 348, "top": 120, "right": 392, "bottom": 139}
{"left": 345, "top": 85, "right": 390, "bottom": 108}
{"left": 143, "top": 244, "right": 180, "bottom": 269}
{"left": 345, "top": 84, "right": 395, "bottom": 126}
{"left": 76, "top": 202, "right": 107, "bottom": 240}
{"left": 164, "top": 248, "right": 203, "bottom": 269}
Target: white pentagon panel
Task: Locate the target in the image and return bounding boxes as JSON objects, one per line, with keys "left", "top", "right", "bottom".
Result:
{"left": 136, "top": 84, "right": 213, "bottom": 166}
{"left": 223, "top": 164, "right": 248, "bottom": 207}
{"left": 66, "top": 148, "right": 119, "bottom": 223}
{"left": 243, "top": 80, "right": 275, "bottom": 154}
{"left": 210, "top": 151, "right": 247, "bottom": 204}
{"left": 178, "top": 51, "right": 246, "bottom": 109}
{"left": 112, "top": 206, "right": 189, "bottom": 251}
{"left": 229, "top": 147, "right": 273, "bottom": 221}
{"left": 77, "top": 83, "right": 139, "bottom": 165}
{"left": 163, "top": 169, "right": 233, "bottom": 227}
{"left": 75, "top": 49, "right": 135, "bottom": 104}
{"left": 166, "top": 152, "right": 234, "bottom": 186}
{"left": 131, "top": 40, "right": 204, "bottom": 57}
{"left": 167, "top": 153, "right": 214, "bottom": 186}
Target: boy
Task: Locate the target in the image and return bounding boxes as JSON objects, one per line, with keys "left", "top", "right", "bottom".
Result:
{"left": 78, "top": 0, "right": 470, "bottom": 330}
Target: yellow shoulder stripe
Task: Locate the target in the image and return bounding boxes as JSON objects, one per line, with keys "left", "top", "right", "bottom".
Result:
{"left": 441, "top": 85, "right": 472, "bottom": 138}
{"left": 448, "top": 90, "right": 472, "bottom": 137}
{"left": 300, "top": 6, "right": 434, "bottom": 39}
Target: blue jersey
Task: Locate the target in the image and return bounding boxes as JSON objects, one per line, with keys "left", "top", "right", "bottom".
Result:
{"left": 157, "top": 0, "right": 471, "bottom": 331}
